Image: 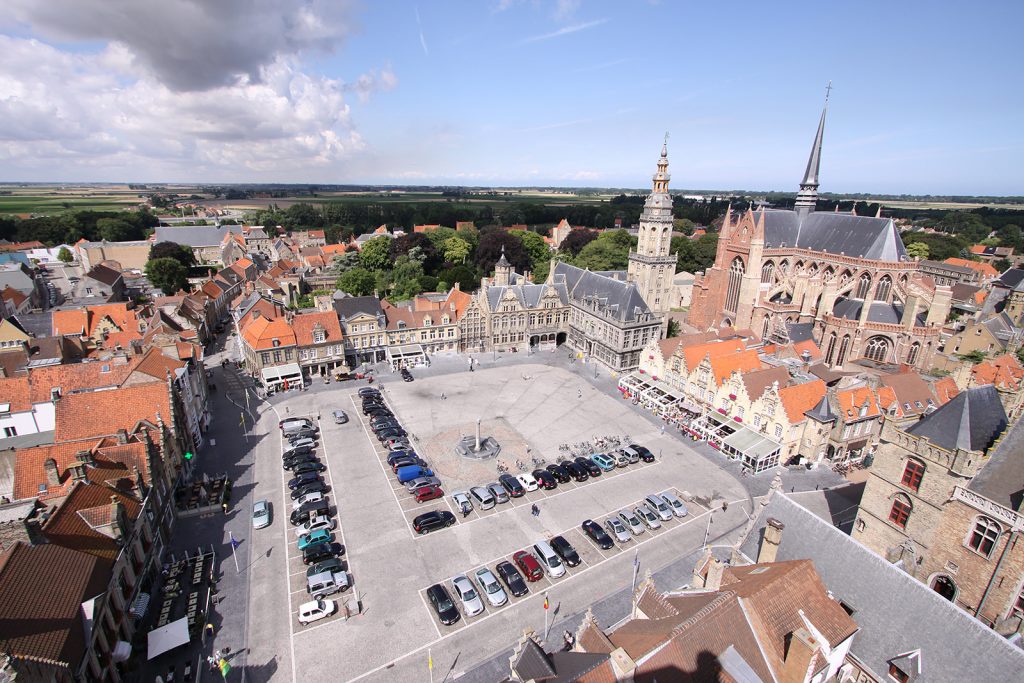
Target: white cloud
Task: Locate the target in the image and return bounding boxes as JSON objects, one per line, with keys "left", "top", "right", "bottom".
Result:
{"left": 521, "top": 19, "right": 607, "bottom": 44}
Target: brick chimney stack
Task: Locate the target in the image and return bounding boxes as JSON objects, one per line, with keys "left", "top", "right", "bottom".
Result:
{"left": 780, "top": 627, "right": 821, "bottom": 683}
{"left": 705, "top": 558, "right": 725, "bottom": 591}
{"left": 758, "top": 517, "right": 785, "bottom": 564}
{"left": 44, "top": 459, "right": 61, "bottom": 487}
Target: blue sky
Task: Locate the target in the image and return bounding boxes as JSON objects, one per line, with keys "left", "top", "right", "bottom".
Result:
{"left": 2, "top": 1, "right": 1022, "bottom": 194}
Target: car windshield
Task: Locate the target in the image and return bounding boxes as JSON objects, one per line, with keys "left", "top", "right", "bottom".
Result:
{"left": 462, "top": 586, "right": 477, "bottom": 600}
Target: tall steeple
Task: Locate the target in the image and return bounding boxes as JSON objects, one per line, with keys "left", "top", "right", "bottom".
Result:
{"left": 795, "top": 82, "right": 830, "bottom": 219}
{"left": 653, "top": 132, "right": 670, "bottom": 195}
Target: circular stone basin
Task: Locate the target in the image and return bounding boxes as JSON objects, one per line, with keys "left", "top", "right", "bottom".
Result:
{"left": 455, "top": 436, "right": 502, "bottom": 460}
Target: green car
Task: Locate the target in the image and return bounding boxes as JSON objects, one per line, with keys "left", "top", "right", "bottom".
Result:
{"left": 298, "top": 528, "right": 333, "bottom": 550}
{"left": 590, "top": 453, "right": 616, "bottom": 472}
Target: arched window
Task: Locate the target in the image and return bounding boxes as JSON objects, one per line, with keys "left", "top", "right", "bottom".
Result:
{"left": 761, "top": 315, "right": 771, "bottom": 340}
{"left": 889, "top": 494, "right": 912, "bottom": 529}
{"left": 761, "top": 261, "right": 775, "bottom": 284}
{"left": 725, "top": 257, "right": 744, "bottom": 313}
{"left": 824, "top": 332, "right": 838, "bottom": 365}
{"left": 839, "top": 269, "right": 852, "bottom": 286}
{"left": 932, "top": 575, "right": 958, "bottom": 602}
{"left": 864, "top": 336, "right": 891, "bottom": 363}
{"left": 808, "top": 263, "right": 818, "bottom": 277}
{"left": 967, "top": 517, "right": 1002, "bottom": 557}
{"left": 907, "top": 342, "right": 921, "bottom": 366}
{"left": 875, "top": 275, "right": 892, "bottom": 302}
{"left": 901, "top": 458, "right": 925, "bottom": 492}
{"left": 779, "top": 260, "right": 789, "bottom": 276}
{"left": 856, "top": 273, "right": 873, "bottom": 299}
{"left": 836, "top": 335, "right": 851, "bottom": 366}
{"left": 795, "top": 261, "right": 804, "bottom": 273}
{"left": 823, "top": 267, "right": 835, "bottom": 282}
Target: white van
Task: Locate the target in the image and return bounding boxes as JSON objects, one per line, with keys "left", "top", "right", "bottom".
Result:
{"left": 307, "top": 570, "right": 350, "bottom": 598}
{"left": 283, "top": 422, "right": 318, "bottom": 439}
{"left": 533, "top": 540, "right": 566, "bottom": 578}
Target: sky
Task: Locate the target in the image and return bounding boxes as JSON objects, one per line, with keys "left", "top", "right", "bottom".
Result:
{"left": 0, "top": 0, "right": 1021, "bottom": 194}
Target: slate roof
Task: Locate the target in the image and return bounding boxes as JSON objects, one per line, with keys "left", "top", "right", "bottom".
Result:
{"left": 757, "top": 209, "right": 907, "bottom": 261}
{"left": 85, "top": 263, "right": 122, "bottom": 287}
{"left": 805, "top": 395, "right": 838, "bottom": 422}
{"left": 551, "top": 261, "right": 653, "bottom": 324}
{"left": 332, "top": 295, "right": 384, "bottom": 321}
{"left": 831, "top": 298, "right": 926, "bottom": 326}
{"left": 786, "top": 321, "right": 815, "bottom": 343}
{"left": 905, "top": 385, "right": 1006, "bottom": 453}
{"left": 965, "top": 410, "right": 1024, "bottom": 512}
{"left": 0, "top": 541, "right": 112, "bottom": 668}
{"left": 995, "top": 268, "right": 1024, "bottom": 291}
{"left": 738, "top": 494, "right": 1024, "bottom": 682}
{"left": 153, "top": 224, "right": 243, "bottom": 247}
{"left": 485, "top": 281, "right": 568, "bottom": 311}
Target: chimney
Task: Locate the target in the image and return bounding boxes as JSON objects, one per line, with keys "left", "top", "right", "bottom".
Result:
{"left": 111, "top": 495, "right": 129, "bottom": 543}
{"left": 77, "top": 449, "right": 95, "bottom": 466}
{"left": 780, "top": 627, "right": 821, "bottom": 683}
{"left": 116, "top": 428, "right": 129, "bottom": 445}
{"left": 758, "top": 518, "right": 785, "bottom": 564}
{"left": 44, "top": 458, "right": 61, "bottom": 487}
{"left": 705, "top": 558, "right": 725, "bottom": 591}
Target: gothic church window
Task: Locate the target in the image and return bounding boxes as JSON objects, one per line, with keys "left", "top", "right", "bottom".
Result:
{"left": 907, "top": 342, "right": 921, "bottom": 366}
{"left": 855, "top": 273, "right": 872, "bottom": 299}
{"left": 875, "top": 275, "right": 892, "bottom": 302}
{"left": 825, "top": 333, "right": 837, "bottom": 365}
{"left": 761, "top": 262, "right": 774, "bottom": 284}
{"left": 725, "top": 257, "right": 744, "bottom": 313}
{"left": 864, "top": 336, "right": 891, "bottom": 363}
{"left": 836, "top": 335, "right": 851, "bottom": 366}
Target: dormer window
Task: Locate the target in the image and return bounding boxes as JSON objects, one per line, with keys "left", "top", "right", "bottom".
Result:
{"left": 397, "top": 321, "right": 406, "bottom": 329}
{"left": 273, "top": 339, "right": 280, "bottom": 347}
{"left": 312, "top": 325, "right": 326, "bottom": 344}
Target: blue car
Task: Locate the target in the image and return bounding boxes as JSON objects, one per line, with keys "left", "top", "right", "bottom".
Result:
{"left": 298, "top": 528, "right": 333, "bottom": 550}
{"left": 590, "top": 453, "right": 616, "bottom": 472}
{"left": 396, "top": 465, "right": 433, "bottom": 483}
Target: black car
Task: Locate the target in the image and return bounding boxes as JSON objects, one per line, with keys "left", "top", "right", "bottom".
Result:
{"left": 390, "top": 457, "right": 427, "bottom": 472}
{"left": 413, "top": 510, "right": 456, "bottom": 535}
{"left": 288, "top": 471, "right": 322, "bottom": 490}
{"left": 401, "top": 368, "right": 414, "bottom": 382}
{"left": 387, "top": 450, "right": 418, "bottom": 465}
{"left": 372, "top": 423, "right": 403, "bottom": 435}
{"left": 563, "top": 462, "right": 588, "bottom": 482}
{"left": 290, "top": 480, "right": 329, "bottom": 500}
{"left": 376, "top": 430, "right": 407, "bottom": 444}
{"left": 290, "top": 501, "right": 330, "bottom": 525}
{"left": 545, "top": 463, "right": 571, "bottom": 483}
{"left": 498, "top": 473, "right": 525, "bottom": 498}
{"left": 532, "top": 469, "right": 557, "bottom": 490}
{"left": 550, "top": 535, "right": 582, "bottom": 567}
{"left": 291, "top": 461, "right": 327, "bottom": 476}
{"left": 364, "top": 408, "right": 393, "bottom": 420}
{"left": 495, "top": 560, "right": 529, "bottom": 597}
{"left": 358, "top": 387, "right": 381, "bottom": 398}
{"left": 283, "top": 445, "right": 315, "bottom": 459}
{"left": 574, "top": 456, "right": 602, "bottom": 477}
{"left": 306, "top": 557, "right": 347, "bottom": 578}
{"left": 426, "top": 583, "right": 460, "bottom": 625}
{"left": 302, "top": 541, "right": 344, "bottom": 565}
{"left": 283, "top": 454, "right": 320, "bottom": 470}
{"left": 371, "top": 417, "right": 400, "bottom": 429}
{"left": 631, "top": 444, "right": 656, "bottom": 463}
{"left": 582, "top": 519, "right": 615, "bottom": 549}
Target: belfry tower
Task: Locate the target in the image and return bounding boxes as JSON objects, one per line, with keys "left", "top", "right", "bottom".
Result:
{"left": 627, "top": 135, "right": 678, "bottom": 333}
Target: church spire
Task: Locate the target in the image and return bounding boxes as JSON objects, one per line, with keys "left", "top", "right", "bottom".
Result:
{"left": 652, "top": 132, "right": 670, "bottom": 194}
{"left": 795, "top": 83, "right": 830, "bottom": 218}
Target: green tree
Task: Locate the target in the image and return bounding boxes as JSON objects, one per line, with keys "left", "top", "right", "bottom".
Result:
{"left": 96, "top": 217, "right": 137, "bottom": 242}
{"left": 57, "top": 246, "right": 73, "bottom": 263}
{"left": 383, "top": 256, "right": 425, "bottom": 301}
{"left": 149, "top": 241, "right": 196, "bottom": 268}
{"left": 360, "top": 237, "right": 393, "bottom": 271}
{"left": 667, "top": 319, "right": 681, "bottom": 338}
{"left": 958, "top": 350, "right": 988, "bottom": 364}
{"left": 905, "top": 242, "right": 930, "bottom": 260}
{"left": 145, "top": 257, "right": 189, "bottom": 295}
{"left": 336, "top": 267, "right": 376, "bottom": 296}
{"left": 442, "top": 236, "right": 471, "bottom": 264}
{"left": 517, "top": 230, "right": 551, "bottom": 273}
{"left": 574, "top": 229, "right": 634, "bottom": 271}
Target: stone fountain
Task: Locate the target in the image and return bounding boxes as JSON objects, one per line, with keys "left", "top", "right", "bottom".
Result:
{"left": 455, "top": 418, "right": 502, "bottom": 460}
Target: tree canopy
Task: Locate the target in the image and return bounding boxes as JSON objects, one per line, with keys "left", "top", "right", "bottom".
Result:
{"left": 149, "top": 241, "right": 196, "bottom": 268}
{"left": 359, "top": 237, "right": 393, "bottom": 271}
{"left": 145, "top": 257, "right": 189, "bottom": 295}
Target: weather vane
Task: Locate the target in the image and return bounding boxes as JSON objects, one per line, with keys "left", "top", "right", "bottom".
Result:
{"left": 825, "top": 81, "right": 833, "bottom": 102}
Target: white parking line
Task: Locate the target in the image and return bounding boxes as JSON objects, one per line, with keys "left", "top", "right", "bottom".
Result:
{"left": 277, "top": 430, "right": 298, "bottom": 683}
{"left": 315, "top": 415, "right": 357, "bottom": 598}
{"left": 417, "top": 586, "right": 444, "bottom": 639}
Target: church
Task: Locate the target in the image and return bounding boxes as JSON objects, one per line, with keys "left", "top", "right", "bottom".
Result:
{"left": 688, "top": 95, "right": 952, "bottom": 371}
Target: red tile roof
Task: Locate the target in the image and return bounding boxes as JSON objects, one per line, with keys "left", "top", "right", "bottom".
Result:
{"left": 708, "top": 349, "right": 762, "bottom": 386}
{"left": 13, "top": 436, "right": 150, "bottom": 502}
{"left": 240, "top": 314, "right": 296, "bottom": 351}
{"left": 741, "top": 366, "right": 790, "bottom": 401}
{"left": 792, "top": 338, "right": 823, "bottom": 360}
{"left": 292, "top": 311, "right": 343, "bottom": 347}
{"left": 41, "top": 481, "right": 142, "bottom": 562}
{"left": 943, "top": 257, "right": 999, "bottom": 279}
{"left": 971, "top": 353, "right": 1024, "bottom": 391}
{"left": 52, "top": 303, "right": 141, "bottom": 339}
{"left": 54, "top": 383, "right": 170, "bottom": 442}
{"left": 778, "top": 379, "right": 827, "bottom": 423}
{"left": 0, "top": 286, "right": 28, "bottom": 308}
{"left": 681, "top": 338, "right": 745, "bottom": 373}
{"left": 836, "top": 386, "right": 881, "bottom": 420}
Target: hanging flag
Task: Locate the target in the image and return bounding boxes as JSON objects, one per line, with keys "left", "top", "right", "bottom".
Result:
{"left": 219, "top": 658, "right": 231, "bottom": 678}
{"left": 239, "top": 411, "right": 245, "bottom": 426}
{"left": 543, "top": 596, "right": 549, "bottom": 611}
{"left": 633, "top": 551, "right": 640, "bottom": 570}
{"left": 229, "top": 533, "right": 241, "bottom": 551}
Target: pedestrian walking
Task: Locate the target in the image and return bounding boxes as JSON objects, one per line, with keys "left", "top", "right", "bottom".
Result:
{"left": 563, "top": 630, "right": 575, "bottom": 651}
{"left": 221, "top": 502, "right": 228, "bottom": 515}
{"left": 577, "top": 388, "right": 582, "bottom": 399}
{"left": 205, "top": 623, "right": 214, "bottom": 638}
{"left": 207, "top": 656, "right": 218, "bottom": 673}
{"left": 531, "top": 503, "right": 540, "bottom": 517}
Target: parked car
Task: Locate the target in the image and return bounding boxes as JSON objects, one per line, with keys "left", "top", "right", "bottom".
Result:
{"left": 645, "top": 494, "right": 674, "bottom": 522}
{"left": 451, "top": 575, "right": 484, "bottom": 616}
{"left": 630, "top": 444, "right": 656, "bottom": 462}
{"left": 619, "top": 446, "right": 641, "bottom": 464}
{"left": 387, "top": 449, "right": 418, "bottom": 465}
{"left": 414, "top": 485, "right": 444, "bottom": 503}
{"left": 287, "top": 428, "right": 318, "bottom": 442}
{"left": 575, "top": 456, "right": 602, "bottom": 477}
{"left": 363, "top": 405, "right": 392, "bottom": 417}
{"left": 396, "top": 466, "right": 433, "bottom": 483}
{"left": 516, "top": 473, "right": 539, "bottom": 492}
{"left": 563, "top": 462, "right": 588, "bottom": 482}
{"left": 294, "top": 515, "right": 336, "bottom": 537}
{"left": 383, "top": 437, "right": 411, "bottom": 450}
{"left": 604, "top": 516, "right": 632, "bottom": 543}
{"left": 283, "top": 453, "right": 319, "bottom": 470}
{"left": 532, "top": 469, "right": 557, "bottom": 490}
{"left": 288, "top": 472, "right": 322, "bottom": 490}
{"left": 390, "top": 456, "right": 427, "bottom": 472}
{"left": 283, "top": 445, "right": 315, "bottom": 459}
{"left": 306, "top": 557, "right": 346, "bottom": 578}
{"left": 290, "top": 461, "right": 326, "bottom": 476}
{"left": 297, "top": 529, "right": 333, "bottom": 551}
{"left": 660, "top": 491, "right": 689, "bottom": 517}
{"left": 474, "top": 568, "right": 508, "bottom": 607}
{"left": 290, "top": 501, "right": 329, "bottom": 526}
{"left": 302, "top": 541, "right": 344, "bottom": 565}
{"left": 635, "top": 504, "right": 662, "bottom": 530}
{"left": 376, "top": 428, "right": 407, "bottom": 442}
{"left": 618, "top": 509, "right": 645, "bottom": 536}
{"left": 252, "top": 500, "right": 271, "bottom": 529}
{"left": 550, "top": 535, "right": 582, "bottom": 567}
{"left": 590, "top": 453, "right": 616, "bottom": 471}
{"left": 486, "top": 482, "right": 510, "bottom": 504}
{"left": 426, "top": 583, "right": 460, "bottom": 625}
{"left": 401, "top": 368, "right": 414, "bottom": 382}
{"left": 413, "top": 510, "right": 456, "bottom": 534}
{"left": 280, "top": 417, "right": 314, "bottom": 431}
{"left": 307, "top": 566, "right": 349, "bottom": 597}
{"left": 545, "top": 463, "right": 571, "bottom": 483}
{"left": 495, "top": 560, "right": 529, "bottom": 597}
{"left": 533, "top": 540, "right": 566, "bottom": 578}
{"left": 288, "top": 437, "right": 317, "bottom": 451}
{"left": 297, "top": 598, "right": 335, "bottom": 625}
{"left": 581, "top": 519, "right": 614, "bottom": 549}
{"left": 290, "top": 480, "right": 329, "bottom": 500}
{"left": 371, "top": 419, "right": 401, "bottom": 432}
{"left": 332, "top": 410, "right": 349, "bottom": 424}
{"left": 512, "top": 550, "right": 544, "bottom": 582}
{"left": 612, "top": 450, "right": 631, "bottom": 468}
{"left": 291, "top": 491, "right": 325, "bottom": 510}
{"left": 358, "top": 387, "right": 380, "bottom": 398}
{"left": 404, "top": 476, "right": 442, "bottom": 491}
{"left": 470, "top": 486, "right": 496, "bottom": 510}
{"left": 498, "top": 473, "right": 525, "bottom": 497}
{"left": 452, "top": 491, "right": 473, "bottom": 515}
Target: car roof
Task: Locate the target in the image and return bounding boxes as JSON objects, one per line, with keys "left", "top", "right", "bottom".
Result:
{"left": 253, "top": 500, "right": 268, "bottom": 510}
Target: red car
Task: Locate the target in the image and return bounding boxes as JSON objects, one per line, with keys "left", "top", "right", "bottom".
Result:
{"left": 513, "top": 550, "right": 544, "bottom": 582}
{"left": 414, "top": 485, "right": 444, "bottom": 503}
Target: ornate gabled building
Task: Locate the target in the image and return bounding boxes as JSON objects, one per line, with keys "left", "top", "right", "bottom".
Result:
{"left": 689, "top": 94, "right": 951, "bottom": 371}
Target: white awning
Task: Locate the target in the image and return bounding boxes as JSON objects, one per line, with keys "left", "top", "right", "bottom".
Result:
{"left": 147, "top": 617, "right": 191, "bottom": 659}
{"left": 112, "top": 640, "right": 133, "bottom": 662}
{"left": 261, "top": 363, "right": 302, "bottom": 385}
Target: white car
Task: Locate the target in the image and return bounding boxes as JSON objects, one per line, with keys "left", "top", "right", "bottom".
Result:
{"left": 635, "top": 504, "right": 662, "bottom": 530}
{"left": 618, "top": 509, "right": 645, "bottom": 536}
{"left": 297, "top": 598, "right": 335, "bottom": 625}
{"left": 452, "top": 575, "right": 484, "bottom": 616}
{"left": 474, "top": 568, "right": 508, "bottom": 607}
{"left": 660, "top": 491, "right": 689, "bottom": 518}
{"left": 292, "top": 491, "right": 325, "bottom": 510}
{"left": 645, "top": 494, "right": 674, "bottom": 522}
{"left": 294, "top": 515, "right": 336, "bottom": 537}
{"left": 252, "top": 500, "right": 271, "bottom": 529}
{"left": 516, "top": 473, "right": 539, "bottom": 492}
{"left": 604, "top": 516, "right": 631, "bottom": 543}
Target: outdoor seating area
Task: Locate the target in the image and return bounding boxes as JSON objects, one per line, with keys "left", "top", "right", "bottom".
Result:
{"left": 617, "top": 372, "right": 683, "bottom": 414}
{"left": 689, "top": 411, "right": 782, "bottom": 473}
{"left": 155, "top": 550, "right": 215, "bottom": 632}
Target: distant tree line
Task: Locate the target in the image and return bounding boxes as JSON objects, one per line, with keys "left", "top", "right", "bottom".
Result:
{"left": 0, "top": 208, "right": 158, "bottom": 246}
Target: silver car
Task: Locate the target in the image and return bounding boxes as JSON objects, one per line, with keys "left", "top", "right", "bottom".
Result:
{"left": 252, "top": 500, "right": 271, "bottom": 529}
{"left": 451, "top": 575, "right": 484, "bottom": 616}
{"left": 604, "top": 516, "right": 631, "bottom": 543}
{"left": 470, "top": 486, "right": 496, "bottom": 510}
{"left": 645, "top": 494, "right": 674, "bottom": 522}
{"left": 635, "top": 504, "right": 662, "bottom": 530}
{"left": 486, "top": 482, "right": 510, "bottom": 504}
{"left": 660, "top": 491, "right": 689, "bottom": 518}
{"left": 452, "top": 491, "right": 473, "bottom": 515}
{"left": 618, "top": 508, "right": 645, "bottom": 536}
{"left": 332, "top": 410, "right": 348, "bottom": 424}
{"left": 474, "top": 568, "right": 508, "bottom": 607}
{"left": 404, "top": 476, "right": 442, "bottom": 491}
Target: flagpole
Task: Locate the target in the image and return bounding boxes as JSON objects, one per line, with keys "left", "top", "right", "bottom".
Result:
{"left": 631, "top": 550, "right": 639, "bottom": 619}
{"left": 543, "top": 593, "right": 550, "bottom": 642}
{"left": 428, "top": 648, "right": 433, "bottom": 683}
{"left": 230, "top": 532, "right": 240, "bottom": 574}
